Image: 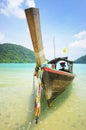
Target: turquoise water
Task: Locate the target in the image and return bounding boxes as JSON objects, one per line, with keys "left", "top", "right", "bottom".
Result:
{"left": 0, "top": 63, "right": 36, "bottom": 130}
{"left": 0, "top": 63, "right": 86, "bottom": 130}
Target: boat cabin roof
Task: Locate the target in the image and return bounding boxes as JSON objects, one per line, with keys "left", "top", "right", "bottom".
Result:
{"left": 48, "top": 57, "right": 73, "bottom": 64}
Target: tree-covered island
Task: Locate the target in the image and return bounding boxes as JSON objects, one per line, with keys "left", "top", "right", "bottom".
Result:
{"left": 0, "top": 43, "right": 36, "bottom": 63}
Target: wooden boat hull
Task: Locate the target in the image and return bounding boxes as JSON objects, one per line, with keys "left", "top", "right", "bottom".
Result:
{"left": 42, "top": 67, "right": 75, "bottom": 106}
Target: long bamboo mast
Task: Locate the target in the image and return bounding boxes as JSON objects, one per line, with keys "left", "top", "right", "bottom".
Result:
{"left": 25, "top": 8, "right": 46, "bottom": 66}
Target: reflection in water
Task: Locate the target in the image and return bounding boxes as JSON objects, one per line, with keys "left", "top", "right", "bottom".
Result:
{"left": 29, "top": 83, "right": 86, "bottom": 130}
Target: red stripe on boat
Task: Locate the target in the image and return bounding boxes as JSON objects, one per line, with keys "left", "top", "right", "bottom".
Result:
{"left": 43, "top": 67, "right": 75, "bottom": 77}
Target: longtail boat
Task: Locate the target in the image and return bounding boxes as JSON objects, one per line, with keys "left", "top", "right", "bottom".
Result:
{"left": 42, "top": 57, "right": 75, "bottom": 106}
{"left": 25, "top": 8, "right": 75, "bottom": 106}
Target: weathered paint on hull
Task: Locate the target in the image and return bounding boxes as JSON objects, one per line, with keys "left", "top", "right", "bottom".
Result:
{"left": 42, "top": 67, "right": 75, "bottom": 106}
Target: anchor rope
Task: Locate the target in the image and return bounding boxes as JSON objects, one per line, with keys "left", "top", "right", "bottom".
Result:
{"left": 33, "top": 65, "right": 44, "bottom": 124}
{"left": 30, "top": 62, "right": 47, "bottom": 126}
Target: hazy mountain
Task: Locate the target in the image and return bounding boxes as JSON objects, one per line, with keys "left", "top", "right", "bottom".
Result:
{"left": 74, "top": 55, "right": 86, "bottom": 64}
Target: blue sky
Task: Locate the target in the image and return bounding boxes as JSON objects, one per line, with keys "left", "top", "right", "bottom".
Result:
{"left": 0, "top": 0, "right": 86, "bottom": 60}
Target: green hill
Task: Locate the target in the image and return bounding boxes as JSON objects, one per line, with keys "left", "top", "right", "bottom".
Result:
{"left": 0, "top": 43, "right": 36, "bottom": 63}
{"left": 74, "top": 55, "right": 86, "bottom": 64}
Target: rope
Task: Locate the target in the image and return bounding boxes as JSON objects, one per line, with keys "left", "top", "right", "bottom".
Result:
{"left": 32, "top": 66, "right": 44, "bottom": 124}
{"left": 30, "top": 64, "right": 46, "bottom": 126}
{"left": 28, "top": 62, "right": 48, "bottom": 129}
{"left": 27, "top": 67, "right": 44, "bottom": 130}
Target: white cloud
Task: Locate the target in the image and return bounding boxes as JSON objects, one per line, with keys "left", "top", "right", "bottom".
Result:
{"left": 0, "top": 0, "right": 36, "bottom": 19}
{"left": 26, "top": 0, "right": 36, "bottom": 7}
{"left": 74, "top": 30, "right": 86, "bottom": 39}
{"left": 69, "top": 30, "right": 86, "bottom": 49}
{"left": 69, "top": 39, "right": 86, "bottom": 48}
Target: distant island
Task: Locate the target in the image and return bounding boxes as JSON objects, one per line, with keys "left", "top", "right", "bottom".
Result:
{"left": 74, "top": 55, "right": 86, "bottom": 64}
{"left": 0, "top": 43, "right": 86, "bottom": 64}
{"left": 0, "top": 43, "right": 36, "bottom": 63}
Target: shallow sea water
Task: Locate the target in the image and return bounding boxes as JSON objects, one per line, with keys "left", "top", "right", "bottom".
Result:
{"left": 0, "top": 63, "right": 86, "bottom": 130}
{"left": 0, "top": 63, "right": 35, "bottom": 130}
